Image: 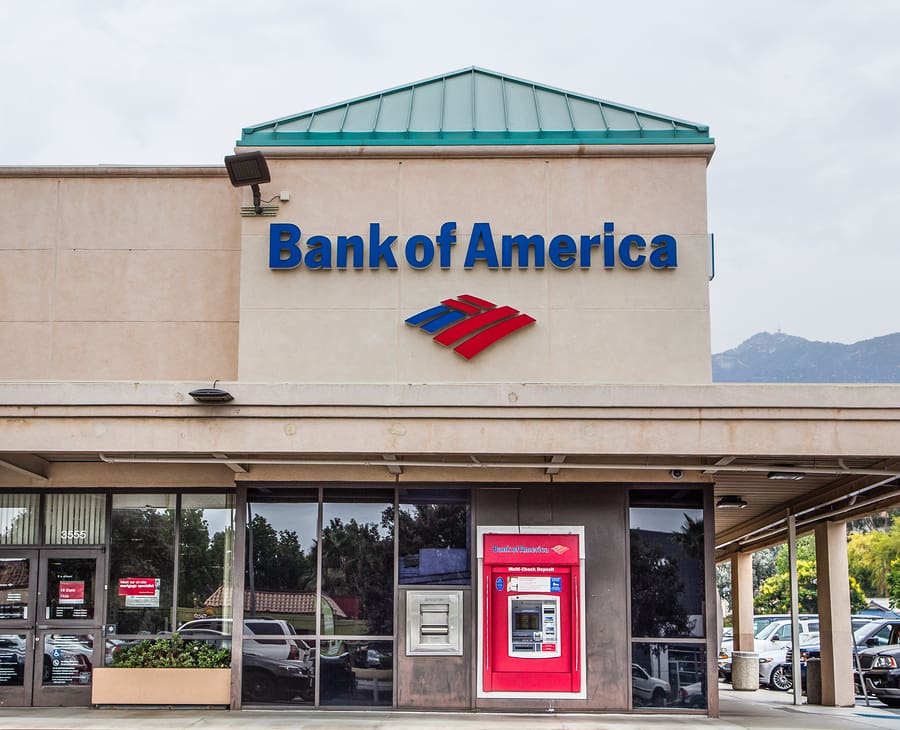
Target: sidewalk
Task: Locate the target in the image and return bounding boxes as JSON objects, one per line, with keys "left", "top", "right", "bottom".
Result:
{"left": 1, "top": 687, "right": 898, "bottom": 730}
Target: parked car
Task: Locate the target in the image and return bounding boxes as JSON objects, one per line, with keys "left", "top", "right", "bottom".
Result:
{"left": 719, "top": 614, "right": 818, "bottom": 679}
{"left": 631, "top": 663, "right": 670, "bottom": 707}
{"left": 177, "top": 617, "right": 309, "bottom": 661}
{"left": 856, "top": 643, "right": 900, "bottom": 707}
{"left": 241, "top": 651, "right": 314, "bottom": 703}
{"left": 773, "top": 618, "right": 900, "bottom": 693}
{"left": 719, "top": 617, "right": 819, "bottom": 687}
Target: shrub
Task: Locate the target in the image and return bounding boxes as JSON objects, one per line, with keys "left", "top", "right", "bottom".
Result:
{"left": 111, "top": 633, "right": 230, "bottom": 668}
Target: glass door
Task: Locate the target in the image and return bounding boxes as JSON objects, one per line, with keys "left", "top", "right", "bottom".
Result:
{"left": 31, "top": 551, "right": 104, "bottom": 707}
{"left": 0, "top": 551, "right": 37, "bottom": 706}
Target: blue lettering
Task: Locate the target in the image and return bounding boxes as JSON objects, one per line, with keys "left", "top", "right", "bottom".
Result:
{"left": 436, "top": 221, "right": 457, "bottom": 268}
{"left": 465, "top": 223, "right": 499, "bottom": 268}
{"left": 619, "top": 234, "right": 646, "bottom": 269}
{"left": 304, "top": 235, "right": 332, "bottom": 270}
{"left": 270, "top": 221, "right": 675, "bottom": 272}
{"left": 269, "top": 223, "right": 303, "bottom": 269}
{"left": 405, "top": 234, "right": 434, "bottom": 269}
{"left": 579, "top": 234, "right": 601, "bottom": 268}
{"left": 649, "top": 234, "right": 678, "bottom": 268}
{"left": 368, "top": 223, "right": 398, "bottom": 269}
{"left": 501, "top": 234, "right": 545, "bottom": 269}
{"left": 549, "top": 234, "right": 577, "bottom": 269}
{"left": 603, "top": 222, "right": 615, "bottom": 268}
{"left": 336, "top": 235, "right": 364, "bottom": 269}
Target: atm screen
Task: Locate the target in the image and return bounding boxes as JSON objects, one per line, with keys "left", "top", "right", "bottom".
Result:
{"left": 508, "top": 595, "right": 561, "bottom": 658}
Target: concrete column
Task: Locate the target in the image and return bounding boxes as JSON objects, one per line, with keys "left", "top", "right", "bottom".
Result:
{"left": 814, "top": 521, "right": 854, "bottom": 707}
{"left": 731, "top": 552, "right": 755, "bottom": 652}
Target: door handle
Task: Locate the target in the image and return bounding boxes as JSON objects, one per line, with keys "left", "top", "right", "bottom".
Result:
{"left": 37, "top": 625, "right": 50, "bottom": 629}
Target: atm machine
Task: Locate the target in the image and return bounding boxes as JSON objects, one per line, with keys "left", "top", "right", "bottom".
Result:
{"left": 478, "top": 527, "right": 585, "bottom": 698}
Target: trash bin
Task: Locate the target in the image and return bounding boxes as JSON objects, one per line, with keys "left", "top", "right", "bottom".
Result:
{"left": 732, "top": 651, "right": 760, "bottom": 691}
{"left": 806, "top": 658, "right": 821, "bottom": 704}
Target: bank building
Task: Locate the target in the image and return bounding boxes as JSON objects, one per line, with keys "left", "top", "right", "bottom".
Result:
{"left": 1, "top": 67, "right": 899, "bottom": 714}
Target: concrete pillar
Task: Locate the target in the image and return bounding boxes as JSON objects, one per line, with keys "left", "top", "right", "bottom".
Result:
{"left": 814, "top": 521, "right": 854, "bottom": 707}
{"left": 731, "top": 552, "right": 755, "bottom": 652}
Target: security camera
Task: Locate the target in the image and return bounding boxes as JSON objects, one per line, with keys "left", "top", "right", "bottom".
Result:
{"left": 670, "top": 469, "right": 684, "bottom": 480}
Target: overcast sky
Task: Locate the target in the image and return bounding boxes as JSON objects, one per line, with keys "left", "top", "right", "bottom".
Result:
{"left": 3, "top": 1, "right": 898, "bottom": 352}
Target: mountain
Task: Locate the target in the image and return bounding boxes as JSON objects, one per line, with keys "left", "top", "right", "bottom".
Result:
{"left": 712, "top": 332, "right": 900, "bottom": 383}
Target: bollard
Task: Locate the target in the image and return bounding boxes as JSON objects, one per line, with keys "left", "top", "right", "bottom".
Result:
{"left": 806, "top": 658, "right": 821, "bottom": 704}
{"left": 732, "top": 651, "right": 760, "bottom": 691}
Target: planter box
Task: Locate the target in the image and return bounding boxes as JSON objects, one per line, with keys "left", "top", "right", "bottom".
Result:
{"left": 92, "top": 667, "right": 231, "bottom": 706}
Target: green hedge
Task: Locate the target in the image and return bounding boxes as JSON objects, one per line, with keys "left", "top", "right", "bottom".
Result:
{"left": 111, "top": 633, "right": 230, "bottom": 668}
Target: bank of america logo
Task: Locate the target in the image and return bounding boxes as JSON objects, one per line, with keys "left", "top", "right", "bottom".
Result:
{"left": 550, "top": 545, "right": 570, "bottom": 555}
{"left": 405, "top": 294, "right": 536, "bottom": 360}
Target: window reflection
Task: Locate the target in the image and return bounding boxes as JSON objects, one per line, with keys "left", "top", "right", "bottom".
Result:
{"left": 398, "top": 489, "right": 470, "bottom": 585}
{"left": 321, "top": 489, "right": 393, "bottom": 636}
{"left": 319, "top": 640, "right": 392, "bottom": 706}
{"left": 629, "top": 490, "right": 704, "bottom": 639}
{"left": 42, "top": 634, "right": 93, "bottom": 686}
{"left": 245, "top": 492, "right": 318, "bottom": 634}
{"left": 108, "top": 494, "right": 175, "bottom": 634}
{"left": 178, "top": 494, "right": 235, "bottom": 625}
{"left": 0, "top": 559, "right": 30, "bottom": 620}
{"left": 632, "top": 642, "right": 706, "bottom": 709}
{"left": 0, "top": 634, "right": 26, "bottom": 686}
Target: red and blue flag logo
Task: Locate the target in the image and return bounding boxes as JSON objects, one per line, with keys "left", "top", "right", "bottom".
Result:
{"left": 405, "top": 294, "right": 536, "bottom": 360}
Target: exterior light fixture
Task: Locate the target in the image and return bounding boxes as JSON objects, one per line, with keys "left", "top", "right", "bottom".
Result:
{"left": 767, "top": 471, "right": 806, "bottom": 481}
{"left": 716, "top": 495, "right": 748, "bottom": 510}
{"left": 224, "top": 151, "right": 271, "bottom": 214}
{"left": 189, "top": 382, "right": 234, "bottom": 403}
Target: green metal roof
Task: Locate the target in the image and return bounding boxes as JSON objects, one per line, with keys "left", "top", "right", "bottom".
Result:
{"left": 238, "top": 67, "right": 712, "bottom": 148}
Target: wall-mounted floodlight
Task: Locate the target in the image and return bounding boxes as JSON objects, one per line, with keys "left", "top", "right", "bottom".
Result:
{"left": 224, "top": 151, "right": 271, "bottom": 214}
{"left": 189, "top": 382, "right": 234, "bottom": 403}
{"left": 716, "top": 495, "right": 748, "bottom": 510}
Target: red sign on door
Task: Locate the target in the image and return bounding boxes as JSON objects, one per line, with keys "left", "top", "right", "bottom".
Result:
{"left": 58, "top": 581, "right": 85, "bottom": 605}
{"left": 118, "top": 577, "right": 158, "bottom": 596}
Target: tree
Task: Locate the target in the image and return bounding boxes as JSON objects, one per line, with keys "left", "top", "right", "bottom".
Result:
{"left": 754, "top": 558, "right": 867, "bottom": 614}
{"left": 888, "top": 556, "right": 900, "bottom": 609}
{"left": 629, "top": 530, "right": 690, "bottom": 637}
{"left": 848, "top": 529, "right": 896, "bottom": 597}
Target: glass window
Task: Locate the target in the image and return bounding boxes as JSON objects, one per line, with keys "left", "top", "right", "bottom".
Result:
{"left": 45, "top": 557, "right": 96, "bottom": 621}
{"left": 321, "top": 489, "right": 393, "bottom": 636}
{"left": 241, "top": 640, "right": 313, "bottom": 704}
{"left": 0, "top": 634, "right": 26, "bottom": 686}
{"left": 108, "top": 494, "right": 175, "bottom": 634}
{"left": 318, "top": 639, "right": 392, "bottom": 707}
{"left": 44, "top": 493, "right": 106, "bottom": 545}
{"left": 0, "top": 494, "right": 39, "bottom": 544}
{"left": 178, "top": 494, "right": 235, "bottom": 627}
{"left": 0, "top": 558, "right": 31, "bottom": 620}
{"left": 632, "top": 642, "right": 706, "bottom": 710}
{"left": 41, "top": 633, "right": 93, "bottom": 687}
{"left": 630, "top": 490, "right": 705, "bottom": 639}
{"left": 245, "top": 490, "right": 318, "bottom": 634}
{"left": 398, "top": 489, "right": 470, "bottom": 585}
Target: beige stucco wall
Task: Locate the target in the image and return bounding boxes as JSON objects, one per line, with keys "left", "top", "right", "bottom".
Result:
{"left": 237, "top": 147, "right": 712, "bottom": 384}
{"left": 0, "top": 169, "right": 241, "bottom": 381}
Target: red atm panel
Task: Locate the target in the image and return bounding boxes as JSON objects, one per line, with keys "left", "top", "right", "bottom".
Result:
{"left": 482, "top": 533, "right": 581, "bottom": 694}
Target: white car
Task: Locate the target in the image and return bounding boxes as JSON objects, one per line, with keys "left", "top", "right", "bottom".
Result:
{"left": 177, "top": 617, "right": 309, "bottom": 661}
{"left": 631, "top": 663, "right": 670, "bottom": 706}
{"left": 755, "top": 619, "right": 820, "bottom": 688}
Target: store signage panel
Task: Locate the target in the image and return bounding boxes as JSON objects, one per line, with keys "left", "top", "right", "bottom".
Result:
{"left": 118, "top": 577, "right": 160, "bottom": 608}
{"left": 269, "top": 222, "right": 678, "bottom": 271}
{"left": 58, "top": 581, "right": 85, "bottom": 605}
